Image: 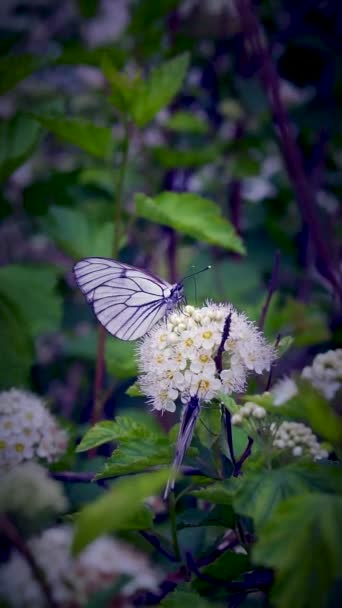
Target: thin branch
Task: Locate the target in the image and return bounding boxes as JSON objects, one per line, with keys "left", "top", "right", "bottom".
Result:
{"left": 258, "top": 250, "right": 281, "bottom": 331}
{"left": 233, "top": 436, "right": 254, "bottom": 477}
{"left": 0, "top": 515, "right": 57, "bottom": 608}
{"left": 214, "top": 313, "right": 232, "bottom": 374}
{"left": 139, "top": 531, "right": 178, "bottom": 563}
{"left": 234, "top": 0, "right": 341, "bottom": 300}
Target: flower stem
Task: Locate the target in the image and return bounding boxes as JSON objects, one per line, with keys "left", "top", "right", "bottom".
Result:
{"left": 169, "top": 491, "right": 181, "bottom": 561}
{"left": 91, "top": 118, "right": 130, "bottom": 424}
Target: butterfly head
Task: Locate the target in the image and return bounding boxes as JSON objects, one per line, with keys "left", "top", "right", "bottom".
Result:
{"left": 167, "top": 282, "right": 185, "bottom": 311}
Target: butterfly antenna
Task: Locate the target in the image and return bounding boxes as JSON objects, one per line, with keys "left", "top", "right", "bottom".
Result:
{"left": 181, "top": 265, "right": 212, "bottom": 283}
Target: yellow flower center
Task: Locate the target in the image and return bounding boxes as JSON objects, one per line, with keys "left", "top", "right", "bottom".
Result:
{"left": 0, "top": 440, "right": 7, "bottom": 449}
{"left": 199, "top": 354, "right": 209, "bottom": 363}
{"left": 202, "top": 331, "right": 213, "bottom": 340}
{"left": 15, "top": 443, "right": 25, "bottom": 453}
{"left": 159, "top": 334, "right": 167, "bottom": 343}
{"left": 185, "top": 338, "right": 194, "bottom": 347}
{"left": 199, "top": 380, "right": 210, "bottom": 391}
{"left": 155, "top": 354, "right": 164, "bottom": 364}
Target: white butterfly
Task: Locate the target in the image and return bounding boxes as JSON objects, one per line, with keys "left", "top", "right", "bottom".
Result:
{"left": 73, "top": 257, "right": 185, "bottom": 341}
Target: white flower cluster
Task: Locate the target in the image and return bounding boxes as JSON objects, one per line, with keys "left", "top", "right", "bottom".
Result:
{"left": 138, "top": 303, "right": 274, "bottom": 412}
{"left": 301, "top": 349, "right": 342, "bottom": 400}
{"left": 0, "top": 389, "right": 68, "bottom": 471}
{"left": 271, "top": 421, "right": 329, "bottom": 460}
{"left": 0, "top": 526, "right": 160, "bottom": 608}
{"left": 231, "top": 402, "right": 267, "bottom": 425}
{"left": 271, "top": 376, "right": 298, "bottom": 405}
{"left": 0, "top": 463, "right": 68, "bottom": 520}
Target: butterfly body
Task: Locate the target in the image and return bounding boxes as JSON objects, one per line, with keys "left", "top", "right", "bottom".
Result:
{"left": 73, "top": 257, "right": 184, "bottom": 341}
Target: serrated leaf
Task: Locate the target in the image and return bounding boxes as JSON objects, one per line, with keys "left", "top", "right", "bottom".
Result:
{"left": 166, "top": 111, "right": 209, "bottom": 134}
{"left": 0, "top": 265, "right": 62, "bottom": 338}
{"left": 0, "top": 114, "right": 41, "bottom": 182}
{"left": 72, "top": 470, "right": 169, "bottom": 553}
{"left": 96, "top": 439, "right": 173, "bottom": 478}
{"left": 253, "top": 493, "right": 342, "bottom": 608}
{"left": 77, "top": 416, "right": 161, "bottom": 452}
{"left": 132, "top": 53, "right": 189, "bottom": 127}
{"left": 232, "top": 463, "right": 342, "bottom": 529}
{"left": 0, "top": 54, "right": 39, "bottom": 94}
{"left": 31, "top": 113, "right": 113, "bottom": 158}
{"left": 135, "top": 192, "right": 245, "bottom": 254}
{"left": 191, "top": 482, "right": 234, "bottom": 505}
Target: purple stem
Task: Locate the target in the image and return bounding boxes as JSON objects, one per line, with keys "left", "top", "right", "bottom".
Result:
{"left": 258, "top": 250, "right": 281, "bottom": 331}
{"left": 234, "top": 0, "right": 341, "bottom": 300}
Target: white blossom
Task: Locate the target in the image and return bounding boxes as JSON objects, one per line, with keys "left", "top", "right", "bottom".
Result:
{"left": 272, "top": 376, "right": 298, "bottom": 405}
{"left": 231, "top": 402, "right": 267, "bottom": 425}
{"left": 271, "top": 421, "right": 328, "bottom": 460}
{"left": 301, "top": 349, "right": 342, "bottom": 400}
{"left": 0, "top": 463, "right": 68, "bottom": 520}
{"left": 0, "top": 389, "right": 68, "bottom": 471}
{"left": 0, "top": 526, "right": 160, "bottom": 607}
{"left": 138, "top": 302, "right": 274, "bottom": 412}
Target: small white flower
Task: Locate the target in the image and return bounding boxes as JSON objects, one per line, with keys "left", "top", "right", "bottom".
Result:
{"left": 272, "top": 421, "right": 328, "bottom": 460}
{"left": 272, "top": 376, "right": 298, "bottom": 405}
{"left": 301, "top": 349, "right": 342, "bottom": 400}
{"left": 0, "top": 526, "right": 160, "bottom": 607}
{"left": 0, "top": 463, "right": 68, "bottom": 519}
{"left": 138, "top": 302, "right": 274, "bottom": 413}
{"left": 0, "top": 389, "right": 68, "bottom": 471}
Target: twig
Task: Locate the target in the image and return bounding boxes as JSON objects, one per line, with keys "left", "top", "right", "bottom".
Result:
{"left": 258, "top": 250, "right": 281, "bottom": 331}
{"left": 233, "top": 437, "right": 254, "bottom": 477}
{"left": 139, "top": 531, "right": 178, "bottom": 563}
{"left": 234, "top": 0, "right": 341, "bottom": 300}
{"left": 0, "top": 515, "right": 57, "bottom": 608}
{"left": 214, "top": 313, "right": 232, "bottom": 374}
{"left": 92, "top": 325, "right": 107, "bottom": 424}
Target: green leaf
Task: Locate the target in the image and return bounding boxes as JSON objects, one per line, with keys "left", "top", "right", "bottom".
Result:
{"left": 77, "top": 416, "right": 162, "bottom": 452}
{"left": 31, "top": 114, "right": 113, "bottom": 158}
{"left": 42, "top": 206, "right": 117, "bottom": 259}
{"left": 232, "top": 463, "right": 342, "bottom": 529}
{"left": 125, "top": 381, "right": 143, "bottom": 397}
{"left": 253, "top": 494, "right": 342, "bottom": 608}
{"left": 0, "top": 114, "right": 41, "bottom": 182}
{"left": 135, "top": 192, "right": 245, "bottom": 254}
{"left": 96, "top": 439, "right": 173, "bottom": 478}
{"left": 177, "top": 505, "right": 235, "bottom": 529}
{"left": 193, "top": 551, "right": 250, "bottom": 594}
{"left": 295, "top": 380, "right": 342, "bottom": 446}
{"left": 132, "top": 53, "right": 190, "bottom": 127}
{"left": 103, "top": 57, "right": 143, "bottom": 115}
{"left": 196, "top": 405, "right": 221, "bottom": 449}
{"left": 0, "top": 294, "right": 33, "bottom": 389}
{"left": 105, "top": 338, "right": 137, "bottom": 379}
{"left": 152, "top": 145, "right": 219, "bottom": 168}
{"left": 191, "top": 482, "right": 235, "bottom": 506}
{"left": 160, "top": 586, "right": 213, "bottom": 608}
{"left": 72, "top": 470, "right": 169, "bottom": 553}
{"left": 0, "top": 265, "right": 62, "bottom": 338}
{"left": 166, "top": 111, "right": 209, "bottom": 134}
{"left": 0, "top": 54, "right": 39, "bottom": 95}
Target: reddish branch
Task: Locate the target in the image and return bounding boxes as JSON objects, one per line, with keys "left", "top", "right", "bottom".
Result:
{"left": 234, "top": 0, "right": 341, "bottom": 301}
{"left": 0, "top": 515, "right": 57, "bottom": 608}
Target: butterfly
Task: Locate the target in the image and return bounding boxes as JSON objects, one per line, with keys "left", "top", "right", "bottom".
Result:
{"left": 73, "top": 257, "right": 185, "bottom": 341}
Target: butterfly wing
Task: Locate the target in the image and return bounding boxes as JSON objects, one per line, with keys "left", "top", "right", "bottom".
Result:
{"left": 74, "top": 257, "right": 173, "bottom": 341}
